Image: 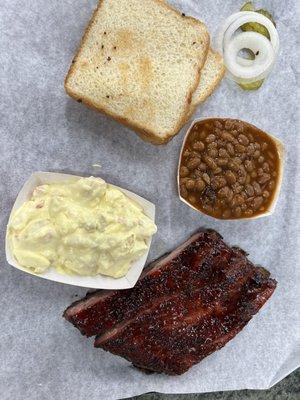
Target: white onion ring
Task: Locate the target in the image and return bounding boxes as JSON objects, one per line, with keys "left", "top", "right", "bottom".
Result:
{"left": 216, "top": 11, "right": 279, "bottom": 84}
{"left": 216, "top": 11, "right": 254, "bottom": 53}
{"left": 224, "top": 32, "right": 275, "bottom": 83}
{"left": 223, "top": 12, "right": 279, "bottom": 56}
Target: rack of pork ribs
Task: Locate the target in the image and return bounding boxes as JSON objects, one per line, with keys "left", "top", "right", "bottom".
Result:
{"left": 64, "top": 229, "right": 276, "bottom": 375}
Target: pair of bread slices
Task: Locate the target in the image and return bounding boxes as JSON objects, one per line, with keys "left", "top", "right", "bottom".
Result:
{"left": 65, "top": 0, "right": 225, "bottom": 144}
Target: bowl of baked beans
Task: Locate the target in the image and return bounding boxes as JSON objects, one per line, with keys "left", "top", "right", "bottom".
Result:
{"left": 178, "top": 118, "right": 284, "bottom": 220}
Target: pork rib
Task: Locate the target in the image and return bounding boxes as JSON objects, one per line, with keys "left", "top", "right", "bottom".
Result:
{"left": 63, "top": 229, "right": 276, "bottom": 375}
{"left": 63, "top": 230, "right": 223, "bottom": 336}
{"left": 96, "top": 267, "right": 275, "bottom": 374}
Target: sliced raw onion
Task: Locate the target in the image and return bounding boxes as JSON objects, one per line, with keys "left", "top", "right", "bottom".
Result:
{"left": 216, "top": 11, "right": 279, "bottom": 84}
{"left": 216, "top": 11, "right": 254, "bottom": 52}
{"left": 223, "top": 13, "right": 279, "bottom": 55}
{"left": 224, "top": 31, "right": 275, "bottom": 83}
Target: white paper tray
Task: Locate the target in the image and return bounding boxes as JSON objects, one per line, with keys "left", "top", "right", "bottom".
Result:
{"left": 5, "top": 172, "right": 156, "bottom": 290}
{"left": 178, "top": 117, "right": 285, "bottom": 220}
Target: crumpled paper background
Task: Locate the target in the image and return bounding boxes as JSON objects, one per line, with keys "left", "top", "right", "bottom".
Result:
{"left": 0, "top": 1, "right": 299, "bottom": 400}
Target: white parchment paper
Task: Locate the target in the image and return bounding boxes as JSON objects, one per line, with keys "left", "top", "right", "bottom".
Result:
{"left": 0, "top": 1, "right": 299, "bottom": 400}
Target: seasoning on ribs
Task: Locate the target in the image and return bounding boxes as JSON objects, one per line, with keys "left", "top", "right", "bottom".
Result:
{"left": 63, "top": 229, "right": 276, "bottom": 375}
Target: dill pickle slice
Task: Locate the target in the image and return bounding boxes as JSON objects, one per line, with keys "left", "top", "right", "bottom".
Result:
{"left": 240, "top": 2, "right": 255, "bottom": 12}
{"left": 241, "top": 21, "right": 270, "bottom": 39}
{"left": 237, "top": 3, "right": 276, "bottom": 90}
{"left": 240, "top": 3, "right": 275, "bottom": 40}
{"left": 238, "top": 80, "right": 264, "bottom": 90}
{"left": 257, "top": 9, "right": 276, "bottom": 27}
{"left": 237, "top": 50, "right": 264, "bottom": 91}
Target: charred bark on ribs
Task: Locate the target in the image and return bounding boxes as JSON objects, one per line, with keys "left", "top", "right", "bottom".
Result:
{"left": 63, "top": 229, "right": 276, "bottom": 375}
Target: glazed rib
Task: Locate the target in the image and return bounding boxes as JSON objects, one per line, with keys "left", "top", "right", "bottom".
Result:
{"left": 63, "top": 229, "right": 276, "bottom": 375}
{"left": 95, "top": 252, "right": 255, "bottom": 346}
{"left": 96, "top": 267, "right": 275, "bottom": 374}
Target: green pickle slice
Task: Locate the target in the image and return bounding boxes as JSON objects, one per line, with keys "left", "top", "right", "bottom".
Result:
{"left": 238, "top": 3, "right": 276, "bottom": 90}
{"left": 238, "top": 80, "right": 264, "bottom": 90}
{"left": 257, "top": 9, "right": 276, "bottom": 27}
{"left": 238, "top": 51, "right": 264, "bottom": 90}
{"left": 240, "top": 2, "right": 276, "bottom": 40}
{"left": 240, "top": 2, "right": 255, "bottom": 12}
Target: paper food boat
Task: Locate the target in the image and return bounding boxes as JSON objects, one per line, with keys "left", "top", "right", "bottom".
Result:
{"left": 5, "top": 172, "right": 156, "bottom": 290}
{"left": 178, "top": 117, "right": 285, "bottom": 220}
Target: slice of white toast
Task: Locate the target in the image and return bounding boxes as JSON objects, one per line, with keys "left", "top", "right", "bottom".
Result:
{"left": 65, "top": 0, "right": 210, "bottom": 144}
{"left": 181, "top": 49, "right": 225, "bottom": 125}
{"left": 192, "top": 49, "right": 225, "bottom": 107}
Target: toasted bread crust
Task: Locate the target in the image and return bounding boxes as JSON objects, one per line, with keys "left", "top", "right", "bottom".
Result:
{"left": 192, "top": 51, "right": 225, "bottom": 107}
{"left": 181, "top": 51, "right": 226, "bottom": 127}
{"left": 65, "top": 0, "right": 210, "bottom": 145}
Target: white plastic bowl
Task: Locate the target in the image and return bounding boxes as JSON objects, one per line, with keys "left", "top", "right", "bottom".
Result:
{"left": 178, "top": 117, "right": 285, "bottom": 220}
{"left": 5, "top": 172, "right": 156, "bottom": 289}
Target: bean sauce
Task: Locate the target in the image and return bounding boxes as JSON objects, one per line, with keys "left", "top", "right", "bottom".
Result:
{"left": 178, "top": 118, "right": 281, "bottom": 219}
